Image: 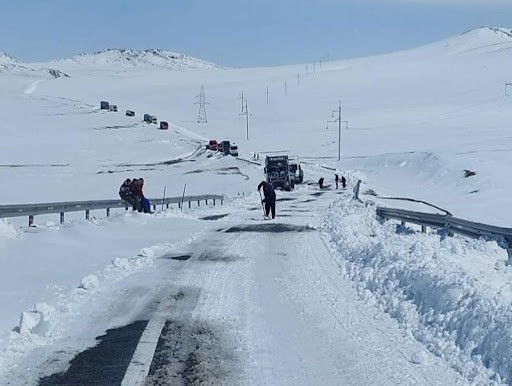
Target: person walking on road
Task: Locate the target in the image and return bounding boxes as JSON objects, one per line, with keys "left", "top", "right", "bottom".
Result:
{"left": 335, "top": 174, "right": 339, "bottom": 189}
{"left": 258, "top": 181, "right": 276, "bottom": 219}
{"left": 341, "top": 175, "right": 347, "bottom": 189}
{"left": 318, "top": 177, "right": 324, "bottom": 189}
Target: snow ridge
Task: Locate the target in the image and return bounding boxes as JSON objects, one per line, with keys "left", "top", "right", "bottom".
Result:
{"left": 52, "top": 48, "right": 224, "bottom": 70}
{"left": 324, "top": 199, "right": 511, "bottom": 384}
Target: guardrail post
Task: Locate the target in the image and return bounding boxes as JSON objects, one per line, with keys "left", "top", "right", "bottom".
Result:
{"left": 421, "top": 225, "right": 426, "bottom": 233}
{"left": 197, "top": 200, "right": 200, "bottom": 207}
{"left": 188, "top": 201, "right": 191, "bottom": 209}
{"left": 60, "top": 212, "right": 64, "bottom": 224}
{"left": 166, "top": 203, "right": 169, "bottom": 209}
{"left": 153, "top": 205, "right": 156, "bottom": 211}
{"left": 106, "top": 208, "right": 110, "bottom": 217}
{"left": 86, "top": 210, "right": 90, "bottom": 220}
{"left": 206, "top": 199, "right": 208, "bottom": 205}
{"left": 29, "top": 215, "right": 34, "bottom": 227}
{"left": 213, "top": 199, "right": 216, "bottom": 206}
{"left": 221, "top": 199, "right": 224, "bottom": 205}
{"left": 178, "top": 203, "right": 181, "bottom": 209}
{"left": 401, "top": 221, "right": 406, "bottom": 227}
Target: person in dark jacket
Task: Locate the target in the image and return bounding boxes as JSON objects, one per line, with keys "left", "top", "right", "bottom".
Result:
{"left": 341, "top": 175, "right": 347, "bottom": 189}
{"left": 318, "top": 177, "right": 324, "bottom": 189}
{"left": 257, "top": 181, "right": 276, "bottom": 219}
{"left": 134, "top": 178, "right": 152, "bottom": 213}
{"left": 335, "top": 174, "right": 339, "bottom": 189}
{"left": 119, "top": 179, "right": 140, "bottom": 211}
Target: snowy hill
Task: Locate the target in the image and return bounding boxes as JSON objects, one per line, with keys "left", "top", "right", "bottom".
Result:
{"left": 3, "top": 26, "right": 512, "bottom": 384}
{"left": 46, "top": 48, "right": 224, "bottom": 72}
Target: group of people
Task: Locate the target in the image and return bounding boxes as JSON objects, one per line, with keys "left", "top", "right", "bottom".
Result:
{"left": 258, "top": 173, "right": 348, "bottom": 219}
{"left": 318, "top": 174, "right": 346, "bottom": 189}
{"left": 119, "top": 178, "right": 152, "bottom": 213}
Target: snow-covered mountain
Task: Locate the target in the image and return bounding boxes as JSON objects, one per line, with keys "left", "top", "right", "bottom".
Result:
{"left": 46, "top": 48, "right": 224, "bottom": 72}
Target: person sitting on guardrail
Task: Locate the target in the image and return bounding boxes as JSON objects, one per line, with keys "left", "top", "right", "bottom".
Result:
{"left": 134, "top": 177, "right": 152, "bottom": 214}
{"left": 119, "top": 179, "right": 140, "bottom": 211}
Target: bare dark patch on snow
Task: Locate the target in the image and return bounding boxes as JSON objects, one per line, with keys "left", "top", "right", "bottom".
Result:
{"left": 200, "top": 214, "right": 229, "bottom": 221}
{"left": 311, "top": 192, "right": 326, "bottom": 197}
{"left": 222, "top": 223, "right": 315, "bottom": 233}
{"left": 276, "top": 197, "right": 296, "bottom": 202}
{"left": 146, "top": 320, "right": 235, "bottom": 386}
{"left": 39, "top": 320, "right": 148, "bottom": 386}
{"left": 160, "top": 253, "right": 192, "bottom": 261}
{"left": 0, "top": 163, "right": 69, "bottom": 168}
{"left": 96, "top": 167, "right": 155, "bottom": 174}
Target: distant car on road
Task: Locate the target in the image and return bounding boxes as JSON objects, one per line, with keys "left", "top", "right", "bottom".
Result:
{"left": 219, "top": 140, "right": 231, "bottom": 155}
{"left": 109, "top": 105, "right": 118, "bottom": 112}
{"left": 126, "top": 110, "right": 135, "bottom": 117}
{"left": 208, "top": 139, "right": 218, "bottom": 151}
{"left": 230, "top": 143, "right": 238, "bottom": 157}
{"left": 151, "top": 116, "right": 158, "bottom": 124}
{"left": 100, "top": 101, "right": 109, "bottom": 110}
{"left": 159, "top": 121, "right": 169, "bottom": 130}
{"left": 143, "top": 114, "right": 151, "bottom": 123}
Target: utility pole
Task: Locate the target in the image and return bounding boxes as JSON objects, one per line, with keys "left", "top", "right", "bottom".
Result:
{"left": 313, "top": 61, "right": 316, "bottom": 73}
{"left": 319, "top": 58, "right": 322, "bottom": 69}
{"left": 330, "top": 100, "right": 342, "bottom": 161}
{"left": 240, "top": 100, "right": 252, "bottom": 140}
{"left": 297, "top": 73, "right": 300, "bottom": 86}
{"left": 505, "top": 82, "right": 512, "bottom": 97}
{"left": 239, "top": 90, "right": 245, "bottom": 113}
{"left": 266, "top": 86, "right": 269, "bottom": 106}
{"left": 306, "top": 65, "right": 309, "bottom": 76}
{"left": 245, "top": 100, "right": 249, "bottom": 140}
{"left": 285, "top": 81, "right": 288, "bottom": 96}
{"left": 194, "top": 85, "right": 208, "bottom": 123}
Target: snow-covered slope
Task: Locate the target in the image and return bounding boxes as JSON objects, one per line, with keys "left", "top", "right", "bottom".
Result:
{"left": 45, "top": 48, "right": 224, "bottom": 73}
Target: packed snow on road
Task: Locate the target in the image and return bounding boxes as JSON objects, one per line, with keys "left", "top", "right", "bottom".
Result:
{"left": 1, "top": 27, "right": 512, "bottom": 385}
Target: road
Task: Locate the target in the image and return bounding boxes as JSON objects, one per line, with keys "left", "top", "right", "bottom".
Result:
{"left": 38, "top": 190, "right": 467, "bottom": 385}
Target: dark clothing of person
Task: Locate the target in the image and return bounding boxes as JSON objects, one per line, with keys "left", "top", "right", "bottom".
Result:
{"left": 258, "top": 181, "right": 276, "bottom": 219}
{"left": 265, "top": 200, "right": 276, "bottom": 219}
{"left": 335, "top": 174, "right": 339, "bottom": 189}
{"left": 119, "top": 180, "right": 140, "bottom": 211}
{"left": 141, "top": 197, "right": 152, "bottom": 213}
{"left": 319, "top": 177, "right": 324, "bottom": 189}
{"left": 341, "top": 176, "right": 347, "bottom": 189}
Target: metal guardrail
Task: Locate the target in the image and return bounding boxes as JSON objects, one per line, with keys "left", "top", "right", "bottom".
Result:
{"left": 377, "top": 207, "right": 512, "bottom": 247}
{"left": 235, "top": 157, "right": 261, "bottom": 166}
{"left": 0, "top": 195, "right": 224, "bottom": 226}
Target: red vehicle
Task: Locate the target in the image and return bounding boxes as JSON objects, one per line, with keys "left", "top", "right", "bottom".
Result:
{"left": 208, "top": 139, "right": 218, "bottom": 151}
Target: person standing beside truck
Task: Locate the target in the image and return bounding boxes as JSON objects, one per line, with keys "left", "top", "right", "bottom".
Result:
{"left": 257, "top": 181, "right": 276, "bottom": 219}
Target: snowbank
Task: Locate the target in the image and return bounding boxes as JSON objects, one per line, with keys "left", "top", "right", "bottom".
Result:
{"left": 323, "top": 199, "right": 512, "bottom": 384}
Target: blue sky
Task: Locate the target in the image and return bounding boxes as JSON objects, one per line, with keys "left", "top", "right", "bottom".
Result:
{"left": 0, "top": 0, "right": 511, "bottom": 67}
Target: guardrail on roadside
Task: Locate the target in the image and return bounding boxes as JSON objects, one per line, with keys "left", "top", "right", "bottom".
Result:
{"left": 0, "top": 195, "right": 224, "bottom": 226}
{"left": 376, "top": 207, "right": 512, "bottom": 248}
{"left": 235, "top": 157, "right": 262, "bottom": 166}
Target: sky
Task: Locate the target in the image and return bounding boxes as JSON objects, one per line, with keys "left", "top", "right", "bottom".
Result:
{"left": 0, "top": 0, "right": 511, "bottom": 67}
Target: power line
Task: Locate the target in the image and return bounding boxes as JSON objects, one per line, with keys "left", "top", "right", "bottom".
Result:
{"left": 194, "top": 85, "right": 208, "bottom": 123}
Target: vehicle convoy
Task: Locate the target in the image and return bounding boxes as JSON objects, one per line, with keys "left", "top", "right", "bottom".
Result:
{"left": 264, "top": 155, "right": 293, "bottom": 190}
{"left": 207, "top": 139, "right": 218, "bottom": 151}
{"left": 230, "top": 143, "right": 238, "bottom": 157}
{"left": 219, "top": 140, "right": 231, "bottom": 155}
{"left": 288, "top": 156, "right": 303, "bottom": 184}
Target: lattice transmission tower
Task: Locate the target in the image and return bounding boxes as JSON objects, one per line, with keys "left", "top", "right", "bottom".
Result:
{"left": 195, "top": 85, "right": 208, "bottom": 123}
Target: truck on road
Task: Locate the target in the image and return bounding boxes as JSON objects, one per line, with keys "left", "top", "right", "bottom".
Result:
{"left": 288, "top": 156, "right": 304, "bottom": 184}
{"left": 264, "top": 155, "right": 293, "bottom": 191}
